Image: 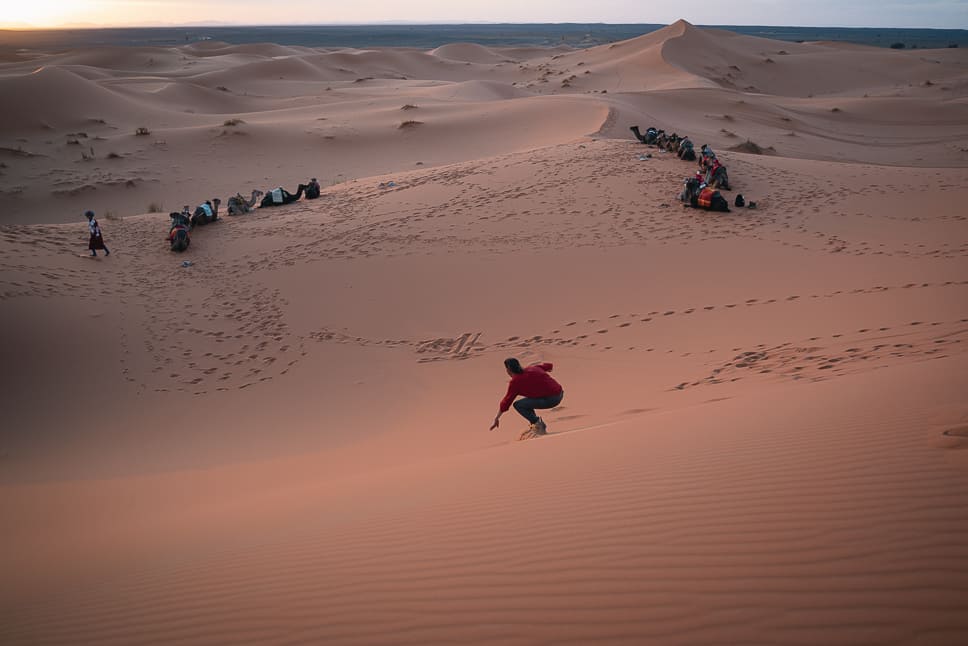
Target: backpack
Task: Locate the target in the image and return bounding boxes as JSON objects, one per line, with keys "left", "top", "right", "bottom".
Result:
{"left": 735, "top": 194, "right": 745, "bottom": 208}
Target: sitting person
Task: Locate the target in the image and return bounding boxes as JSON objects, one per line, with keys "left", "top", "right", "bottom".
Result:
{"left": 304, "top": 177, "right": 321, "bottom": 199}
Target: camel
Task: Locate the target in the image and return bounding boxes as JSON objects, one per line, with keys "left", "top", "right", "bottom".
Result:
{"left": 191, "top": 198, "right": 221, "bottom": 227}
{"left": 678, "top": 137, "right": 696, "bottom": 161}
{"left": 630, "top": 125, "right": 660, "bottom": 145}
{"left": 168, "top": 212, "right": 191, "bottom": 252}
{"left": 260, "top": 184, "right": 306, "bottom": 208}
{"left": 227, "top": 190, "right": 264, "bottom": 215}
{"left": 679, "top": 178, "right": 730, "bottom": 212}
{"left": 664, "top": 133, "right": 681, "bottom": 153}
{"left": 707, "top": 163, "right": 730, "bottom": 190}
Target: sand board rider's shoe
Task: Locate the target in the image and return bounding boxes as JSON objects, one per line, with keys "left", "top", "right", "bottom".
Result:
{"left": 533, "top": 418, "right": 547, "bottom": 435}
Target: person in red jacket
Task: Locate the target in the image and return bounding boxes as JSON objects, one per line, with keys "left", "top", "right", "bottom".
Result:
{"left": 489, "top": 357, "right": 564, "bottom": 439}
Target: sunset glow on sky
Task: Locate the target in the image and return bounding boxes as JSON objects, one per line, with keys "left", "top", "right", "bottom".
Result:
{"left": 1, "top": 0, "right": 965, "bottom": 30}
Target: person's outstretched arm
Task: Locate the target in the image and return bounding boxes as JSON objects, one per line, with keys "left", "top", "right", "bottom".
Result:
{"left": 490, "top": 382, "right": 517, "bottom": 430}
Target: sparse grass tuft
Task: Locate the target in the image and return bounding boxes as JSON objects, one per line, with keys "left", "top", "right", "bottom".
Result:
{"left": 223, "top": 118, "right": 245, "bottom": 126}
{"left": 398, "top": 120, "right": 423, "bottom": 129}
{"left": 106, "top": 152, "right": 122, "bottom": 159}
{"left": 147, "top": 202, "right": 164, "bottom": 213}
{"left": 400, "top": 104, "right": 419, "bottom": 110}
{"left": 831, "top": 107, "right": 841, "bottom": 112}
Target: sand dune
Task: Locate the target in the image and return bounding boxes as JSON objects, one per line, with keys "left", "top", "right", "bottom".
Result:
{"left": 1, "top": 19, "right": 967, "bottom": 645}
{"left": 1, "top": 19, "right": 965, "bottom": 223}
{"left": 430, "top": 42, "right": 511, "bottom": 63}
{"left": 42, "top": 46, "right": 190, "bottom": 73}
{"left": 0, "top": 65, "right": 164, "bottom": 133}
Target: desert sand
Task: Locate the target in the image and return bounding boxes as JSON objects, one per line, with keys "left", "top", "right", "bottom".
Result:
{"left": 1, "top": 19, "right": 968, "bottom": 645}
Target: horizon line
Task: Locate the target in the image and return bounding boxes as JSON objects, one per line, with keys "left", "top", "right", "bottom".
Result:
{"left": 3, "top": 21, "right": 967, "bottom": 32}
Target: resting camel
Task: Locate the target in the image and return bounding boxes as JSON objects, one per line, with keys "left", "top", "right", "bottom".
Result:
{"left": 664, "top": 133, "right": 682, "bottom": 153}
{"left": 679, "top": 177, "right": 730, "bottom": 212}
{"left": 703, "top": 161, "right": 730, "bottom": 190}
{"left": 630, "top": 125, "right": 661, "bottom": 145}
{"left": 227, "top": 190, "right": 264, "bottom": 215}
{"left": 678, "top": 137, "right": 696, "bottom": 161}
{"left": 260, "top": 184, "right": 306, "bottom": 208}
{"left": 168, "top": 212, "right": 191, "bottom": 252}
{"left": 191, "top": 198, "right": 221, "bottom": 227}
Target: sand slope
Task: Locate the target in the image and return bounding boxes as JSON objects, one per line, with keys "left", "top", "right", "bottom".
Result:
{"left": 1, "top": 20, "right": 967, "bottom": 646}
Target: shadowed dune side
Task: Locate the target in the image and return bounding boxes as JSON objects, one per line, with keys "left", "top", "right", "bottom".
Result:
{"left": 37, "top": 46, "right": 191, "bottom": 73}
{"left": 430, "top": 42, "right": 511, "bottom": 64}
{"left": 410, "top": 79, "right": 532, "bottom": 101}
{"left": 183, "top": 41, "right": 310, "bottom": 58}
{"left": 0, "top": 66, "right": 171, "bottom": 134}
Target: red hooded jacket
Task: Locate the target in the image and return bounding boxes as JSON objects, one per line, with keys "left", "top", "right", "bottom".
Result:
{"left": 499, "top": 363, "right": 563, "bottom": 412}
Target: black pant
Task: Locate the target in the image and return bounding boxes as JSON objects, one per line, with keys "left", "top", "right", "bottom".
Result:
{"left": 512, "top": 391, "right": 564, "bottom": 424}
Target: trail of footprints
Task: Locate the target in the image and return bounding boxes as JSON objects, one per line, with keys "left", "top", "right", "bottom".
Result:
{"left": 307, "top": 280, "right": 968, "bottom": 385}
{"left": 675, "top": 321, "right": 966, "bottom": 390}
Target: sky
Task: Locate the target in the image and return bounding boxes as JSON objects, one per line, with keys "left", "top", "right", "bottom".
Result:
{"left": 2, "top": 0, "right": 966, "bottom": 30}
